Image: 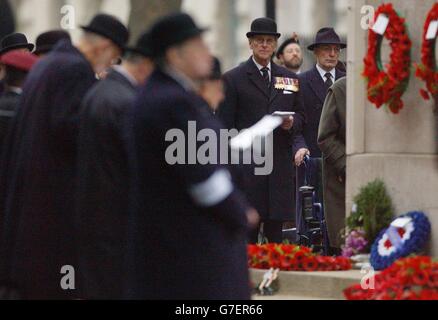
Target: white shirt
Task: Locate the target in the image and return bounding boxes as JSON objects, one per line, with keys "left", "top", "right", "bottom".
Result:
{"left": 252, "top": 57, "right": 272, "bottom": 83}
{"left": 112, "top": 65, "right": 138, "bottom": 87}
{"left": 316, "top": 64, "right": 336, "bottom": 83}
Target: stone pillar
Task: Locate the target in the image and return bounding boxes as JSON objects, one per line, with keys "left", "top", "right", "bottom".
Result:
{"left": 346, "top": 0, "right": 438, "bottom": 256}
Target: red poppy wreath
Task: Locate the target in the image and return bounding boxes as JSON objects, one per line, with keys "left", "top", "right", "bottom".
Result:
{"left": 416, "top": 3, "right": 438, "bottom": 101}
{"left": 363, "top": 3, "right": 412, "bottom": 114}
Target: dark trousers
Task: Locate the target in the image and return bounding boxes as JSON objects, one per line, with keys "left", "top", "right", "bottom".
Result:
{"left": 249, "top": 220, "right": 283, "bottom": 244}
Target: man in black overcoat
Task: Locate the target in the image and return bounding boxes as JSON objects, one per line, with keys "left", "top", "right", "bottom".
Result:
{"left": 0, "top": 14, "right": 129, "bottom": 300}
{"left": 124, "top": 13, "right": 259, "bottom": 300}
{"left": 217, "top": 18, "right": 309, "bottom": 243}
{"left": 76, "top": 31, "right": 154, "bottom": 300}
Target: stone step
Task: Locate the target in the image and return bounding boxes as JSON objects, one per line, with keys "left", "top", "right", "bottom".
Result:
{"left": 250, "top": 269, "right": 364, "bottom": 300}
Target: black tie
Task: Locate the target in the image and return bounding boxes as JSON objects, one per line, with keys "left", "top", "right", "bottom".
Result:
{"left": 325, "top": 72, "right": 333, "bottom": 89}
{"left": 261, "top": 67, "right": 271, "bottom": 88}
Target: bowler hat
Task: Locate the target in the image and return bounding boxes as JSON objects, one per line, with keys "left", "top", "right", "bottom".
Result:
{"left": 0, "top": 33, "right": 34, "bottom": 55}
{"left": 126, "top": 31, "right": 153, "bottom": 58}
{"left": 0, "top": 50, "right": 38, "bottom": 72}
{"left": 34, "top": 30, "right": 71, "bottom": 55}
{"left": 276, "top": 36, "right": 300, "bottom": 59}
{"left": 81, "top": 14, "right": 129, "bottom": 50}
{"left": 148, "top": 13, "right": 208, "bottom": 58}
{"left": 307, "top": 27, "right": 346, "bottom": 51}
{"left": 246, "top": 18, "right": 281, "bottom": 39}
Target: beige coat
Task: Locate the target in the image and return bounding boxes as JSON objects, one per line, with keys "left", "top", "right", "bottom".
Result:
{"left": 318, "top": 77, "right": 346, "bottom": 248}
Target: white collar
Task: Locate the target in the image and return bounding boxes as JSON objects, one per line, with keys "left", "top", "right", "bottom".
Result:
{"left": 163, "top": 65, "right": 198, "bottom": 92}
{"left": 316, "top": 64, "right": 336, "bottom": 82}
{"left": 252, "top": 56, "right": 271, "bottom": 73}
{"left": 112, "top": 65, "right": 138, "bottom": 87}
{"left": 6, "top": 86, "right": 23, "bottom": 95}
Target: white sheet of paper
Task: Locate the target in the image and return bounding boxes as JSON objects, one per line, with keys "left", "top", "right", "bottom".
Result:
{"left": 372, "top": 14, "right": 390, "bottom": 35}
{"left": 272, "top": 111, "right": 296, "bottom": 117}
{"left": 426, "top": 20, "right": 438, "bottom": 40}
{"left": 391, "top": 217, "right": 412, "bottom": 228}
{"left": 230, "top": 115, "right": 283, "bottom": 150}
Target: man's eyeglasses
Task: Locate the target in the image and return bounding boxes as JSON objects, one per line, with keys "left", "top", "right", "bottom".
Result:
{"left": 252, "top": 38, "right": 277, "bottom": 46}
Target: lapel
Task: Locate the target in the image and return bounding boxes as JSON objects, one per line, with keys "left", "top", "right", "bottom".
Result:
{"left": 308, "top": 66, "right": 326, "bottom": 104}
{"left": 269, "top": 62, "right": 283, "bottom": 104}
{"left": 246, "top": 57, "right": 270, "bottom": 99}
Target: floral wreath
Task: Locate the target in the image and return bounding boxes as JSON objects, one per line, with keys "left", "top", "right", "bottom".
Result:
{"left": 363, "top": 3, "right": 412, "bottom": 114}
{"left": 416, "top": 3, "right": 438, "bottom": 101}
{"left": 370, "top": 211, "right": 431, "bottom": 271}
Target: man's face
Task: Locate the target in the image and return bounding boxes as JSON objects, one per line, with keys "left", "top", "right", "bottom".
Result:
{"left": 94, "top": 41, "right": 122, "bottom": 75}
{"left": 249, "top": 35, "right": 277, "bottom": 63}
{"left": 175, "top": 36, "right": 213, "bottom": 80}
{"left": 314, "top": 44, "right": 341, "bottom": 70}
{"left": 280, "top": 43, "right": 303, "bottom": 70}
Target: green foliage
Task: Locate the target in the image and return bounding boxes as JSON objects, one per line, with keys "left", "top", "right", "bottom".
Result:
{"left": 347, "top": 179, "right": 394, "bottom": 247}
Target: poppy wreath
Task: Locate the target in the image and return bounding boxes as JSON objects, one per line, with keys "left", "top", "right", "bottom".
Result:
{"left": 370, "top": 212, "right": 431, "bottom": 271}
{"left": 363, "top": 3, "right": 412, "bottom": 114}
{"left": 344, "top": 256, "right": 438, "bottom": 300}
{"left": 248, "top": 243, "right": 352, "bottom": 272}
{"left": 416, "top": 3, "right": 438, "bottom": 100}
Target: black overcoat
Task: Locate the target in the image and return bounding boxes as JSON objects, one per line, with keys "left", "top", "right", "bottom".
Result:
{"left": 217, "top": 57, "right": 306, "bottom": 221}
{"left": 0, "top": 40, "right": 96, "bottom": 299}
{"left": 124, "top": 69, "right": 251, "bottom": 300}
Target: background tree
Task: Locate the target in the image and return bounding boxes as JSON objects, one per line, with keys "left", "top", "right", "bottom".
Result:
{"left": 129, "top": 0, "right": 182, "bottom": 44}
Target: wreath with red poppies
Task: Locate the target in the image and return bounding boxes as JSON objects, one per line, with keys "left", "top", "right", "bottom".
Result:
{"left": 416, "top": 3, "right": 438, "bottom": 101}
{"left": 363, "top": 3, "right": 412, "bottom": 114}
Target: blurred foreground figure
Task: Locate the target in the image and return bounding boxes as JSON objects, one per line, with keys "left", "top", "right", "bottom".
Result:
{"left": 0, "top": 50, "right": 38, "bottom": 152}
{"left": 34, "top": 30, "right": 72, "bottom": 57}
{"left": 0, "top": 14, "right": 128, "bottom": 300}
{"left": 76, "top": 31, "right": 154, "bottom": 300}
{"left": 199, "top": 57, "right": 224, "bottom": 113}
{"left": 318, "top": 77, "right": 347, "bottom": 249}
{"left": 124, "top": 13, "right": 258, "bottom": 300}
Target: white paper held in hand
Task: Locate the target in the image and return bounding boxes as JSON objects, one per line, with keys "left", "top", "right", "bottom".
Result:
{"left": 230, "top": 115, "right": 283, "bottom": 150}
{"left": 426, "top": 20, "right": 438, "bottom": 40}
{"left": 272, "top": 111, "right": 296, "bottom": 118}
{"left": 372, "top": 14, "right": 390, "bottom": 35}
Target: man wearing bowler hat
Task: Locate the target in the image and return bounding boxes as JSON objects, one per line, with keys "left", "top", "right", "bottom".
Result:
{"left": 124, "top": 13, "right": 258, "bottom": 300}
{"left": 218, "top": 17, "right": 308, "bottom": 244}
{"left": 298, "top": 27, "right": 346, "bottom": 253}
{"left": 75, "top": 31, "right": 154, "bottom": 300}
{"left": 0, "top": 14, "right": 129, "bottom": 299}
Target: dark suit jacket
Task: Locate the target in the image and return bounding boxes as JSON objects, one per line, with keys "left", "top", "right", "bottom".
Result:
{"left": 124, "top": 69, "right": 251, "bottom": 300}
{"left": 76, "top": 69, "right": 137, "bottom": 299}
{"left": 218, "top": 57, "right": 306, "bottom": 221}
{"left": 0, "top": 40, "right": 96, "bottom": 299}
{"left": 299, "top": 66, "right": 346, "bottom": 158}
{"left": 0, "top": 89, "right": 19, "bottom": 154}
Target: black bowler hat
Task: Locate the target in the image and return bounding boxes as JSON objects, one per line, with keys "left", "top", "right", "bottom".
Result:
{"left": 148, "top": 13, "right": 208, "bottom": 58}
{"left": 246, "top": 17, "right": 281, "bottom": 39}
{"left": 81, "top": 14, "right": 129, "bottom": 50}
{"left": 34, "top": 30, "right": 71, "bottom": 55}
{"left": 307, "top": 27, "right": 346, "bottom": 51}
{"left": 126, "top": 31, "right": 153, "bottom": 58}
{"left": 0, "top": 33, "right": 34, "bottom": 55}
{"left": 276, "top": 36, "right": 300, "bottom": 59}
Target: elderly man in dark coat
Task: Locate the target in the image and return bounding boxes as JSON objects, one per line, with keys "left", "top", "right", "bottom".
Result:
{"left": 76, "top": 31, "right": 154, "bottom": 300}
{"left": 218, "top": 18, "right": 308, "bottom": 243}
{"left": 0, "top": 14, "right": 129, "bottom": 300}
{"left": 318, "top": 77, "right": 346, "bottom": 249}
{"left": 124, "top": 13, "right": 258, "bottom": 300}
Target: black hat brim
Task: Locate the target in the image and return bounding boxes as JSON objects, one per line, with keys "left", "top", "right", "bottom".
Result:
{"left": 0, "top": 43, "right": 35, "bottom": 55}
{"left": 308, "top": 41, "right": 347, "bottom": 51}
{"left": 80, "top": 26, "right": 126, "bottom": 52}
{"left": 246, "top": 31, "right": 281, "bottom": 39}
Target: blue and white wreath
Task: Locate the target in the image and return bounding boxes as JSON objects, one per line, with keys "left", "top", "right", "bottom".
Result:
{"left": 370, "top": 211, "right": 431, "bottom": 271}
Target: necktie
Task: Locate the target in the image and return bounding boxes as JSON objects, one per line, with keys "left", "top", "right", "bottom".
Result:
{"left": 261, "top": 67, "right": 271, "bottom": 88}
{"left": 325, "top": 72, "right": 333, "bottom": 89}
